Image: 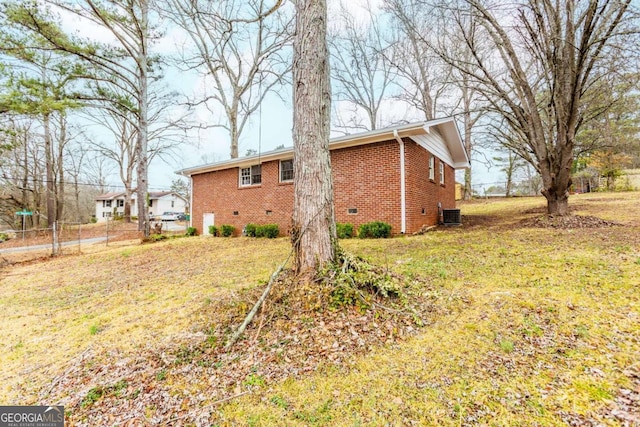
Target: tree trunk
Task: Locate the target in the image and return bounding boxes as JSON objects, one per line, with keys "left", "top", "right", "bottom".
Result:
{"left": 124, "top": 189, "right": 132, "bottom": 223}
{"left": 291, "top": 0, "right": 336, "bottom": 274}
{"left": 462, "top": 95, "right": 473, "bottom": 200}
{"left": 230, "top": 113, "right": 239, "bottom": 159}
{"left": 463, "top": 169, "right": 472, "bottom": 200}
{"left": 43, "top": 111, "right": 55, "bottom": 227}
{"left": 136, "top": 1, "right": 150, "bottom": 237}
{"left": 55, "top": 113, "right": 66, "bottom": 222}
{"left": 545, "top": 192, "right": 569, "bottom": 216}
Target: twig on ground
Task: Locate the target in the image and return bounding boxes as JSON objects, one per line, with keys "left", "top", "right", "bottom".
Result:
{"left": 251, "top": 298, "right": 267, "bottom": 346}
{"left": 211, "top": 390, "right": 251, "bottom": 406}
{"left": 224, "top": 250, "right": 293, "bottom": 351}
{"left": 167, "top": 391, "right": 251, "bottom": 423}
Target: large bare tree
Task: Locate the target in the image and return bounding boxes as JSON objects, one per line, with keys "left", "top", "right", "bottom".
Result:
{"left": 329, "top": 2, "right": 393, "bottom": 132}
{"left": 384, "top": 0, "right": 453, "bottom": 120}
{"left": 291, "top": 0, "right": 336, "bottom": 274}
{"left": 163, "top": 0, "right": 292, "bottom": 159}
{"left": 437, "top": 0, "right": 635, "bottom": 214}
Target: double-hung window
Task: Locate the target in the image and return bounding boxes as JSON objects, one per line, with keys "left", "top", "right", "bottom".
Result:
{"left": 240, "top": 165, "right": 262, "bottom": 186}
{"left": 428, "top": 156, "right": 435, "bottom": 180}
{"left": 439, "top": 161, "right": 445, "bottom": 185}
{"left": 280, "top": 159, "right": 294, "bottom": 182}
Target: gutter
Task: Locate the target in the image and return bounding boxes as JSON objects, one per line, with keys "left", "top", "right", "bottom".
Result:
{"left": 393, "top": 130, "right": 407, "bottom": 234}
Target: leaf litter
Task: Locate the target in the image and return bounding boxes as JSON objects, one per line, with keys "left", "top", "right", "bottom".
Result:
{"left": 40, "top": 255, "right": 464, "bottom": 426}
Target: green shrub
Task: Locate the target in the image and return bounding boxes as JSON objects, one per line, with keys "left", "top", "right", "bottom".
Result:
{"left": 208, "top": 225, "right": 218, "bottom": 236}
{"left": 89, "top": 217, "right": 98, "bottom": 224}
{"left": 358, "top": 221, "right": 392, "bottom": 238}
{"left": 0, "top": 232, "right": 9, "bottom": 242}
{"left": 185, "top": 227, "right": 197, "bottom": 236}
{"left": 336, "top": 223, "right": 354, "bottom": 239}
{"left": 150, "top": 233, "right": 167, "bottom": 242}
{"left": 220, "top": 224, "right": 235, "bottom": 237}
{"left": 256, "top": 224, "right": 279, "bottom": 238}
{"left": 244, "top": 223, "right": 258, "bottom": 237}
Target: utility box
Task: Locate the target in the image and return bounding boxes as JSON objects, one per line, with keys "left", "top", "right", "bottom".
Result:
{"left": 442, "top": 209, "right": 461, "bottom": 225}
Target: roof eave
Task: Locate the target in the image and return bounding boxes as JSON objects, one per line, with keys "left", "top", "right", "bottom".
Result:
{"left": 432, "top": 120, "right": 470, "bottom": 169}
{"left": 177, "top": 118, "right": 464, "bottom": 176}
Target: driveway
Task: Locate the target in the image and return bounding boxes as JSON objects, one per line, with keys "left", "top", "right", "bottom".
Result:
{"left": 0, "top": 237, "right": 107, "bottom": 254}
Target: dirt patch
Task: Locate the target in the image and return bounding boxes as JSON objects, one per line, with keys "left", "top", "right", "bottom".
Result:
{"left": 523, "top": 206, "right": 548, "bottom": 215}
{"left": 460, "top": 214, "right": 500, "bottom": 228}
{"left": 521, "top": 214, "right": 621, "bottom": 229}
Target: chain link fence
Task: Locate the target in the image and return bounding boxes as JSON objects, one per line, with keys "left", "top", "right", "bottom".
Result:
{"left": 0, "top": 217, "right": 187, "bottom": 264}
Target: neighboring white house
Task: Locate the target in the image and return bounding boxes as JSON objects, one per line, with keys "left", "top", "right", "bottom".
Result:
{"left": 95, "top": 191, "right": 187, "bottom": 222}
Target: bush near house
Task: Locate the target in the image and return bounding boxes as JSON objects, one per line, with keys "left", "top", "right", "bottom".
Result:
{"left": 244, "top": 223, "right": 258, "bottom": 237}
{"left": 255, "top": 224, "right": 279, "bottom": 239}
{"left": 208, "top": 225, "right": 218, "bottom": 236}
{"left": 336, "top": 223, "right": 355, "bottom": 239}
{"left": 220, "top": 225, "right": 235, "bottom": 237}
{"left": 358, "top": 221, "right": 392, "bottom": 238}
{"left": 244, "top": 223, "right": 280, "bottom": 238}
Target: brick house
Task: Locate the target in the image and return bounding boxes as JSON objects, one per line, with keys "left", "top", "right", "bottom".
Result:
{"left": 179, "top": 117, "right": 469, "bottom": 236}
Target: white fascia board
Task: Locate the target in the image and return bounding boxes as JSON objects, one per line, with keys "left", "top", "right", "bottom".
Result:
{"left": 177, "top": 118, "right": 465, "bottom": 176}
{"left": 435, "top": 120, "right": 470, "bottom": 169}
{"left": 412, "top": 120, "right": 470, "bottom": 169}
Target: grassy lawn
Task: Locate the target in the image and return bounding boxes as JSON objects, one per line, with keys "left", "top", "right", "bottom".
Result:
{"left": 1, "top": 192, "right": 638, "bottom": 425}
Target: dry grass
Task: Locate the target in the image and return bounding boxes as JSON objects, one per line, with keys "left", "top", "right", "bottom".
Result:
{"left": 1, "top": 191, "right": 638, "bottom": 426}
{"left": 220, "top": 192, "right": 640, "bottom": 425}
{"left": 0, "top": 236, "right": 289, "bottom": 403}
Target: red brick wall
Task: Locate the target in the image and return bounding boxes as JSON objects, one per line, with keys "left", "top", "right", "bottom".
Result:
{"left": 333, "top": 141, "right": 402, "bottom": 233}
{"left": 191, "top": 139, "right": 455, "bottom": 236}
{"left": 191, "top": 161, "right": 294, "bottom": 236}
{"left": 404, "top": 139, "right": 456, "bottom": 232}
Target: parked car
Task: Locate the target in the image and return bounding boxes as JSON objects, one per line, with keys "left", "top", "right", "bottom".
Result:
{"left": 176, "top": 213, "right": 187, "bottom": 221}
{"left": 159, "top": 212, "right": 182, "bottom": 221}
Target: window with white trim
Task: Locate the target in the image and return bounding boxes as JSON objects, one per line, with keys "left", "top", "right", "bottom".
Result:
{"left": 429, "top": 156, "right": 435, "bottom": 180}
{"left": 439, "top": 161, "right": 445, "bottom": 185}
{"left": 240, "top": 165, "right": 262, "bottom": 186}
{"left": 280, "top": 159, "right": 294, "bottom": 182}
{"left": 117, "top": 199, "right": 124, "bottom": 208}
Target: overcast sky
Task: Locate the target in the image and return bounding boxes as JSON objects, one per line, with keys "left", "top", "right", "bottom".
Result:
{"left": 60, "top": 0, "right": 501, "bottom": 192}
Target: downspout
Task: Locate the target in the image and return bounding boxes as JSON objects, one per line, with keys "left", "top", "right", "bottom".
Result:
{"left": 393, "top": 130, "right": 406, "bottom": 234}
{"left": 189, "top": 175, "right": 194, "bottom": 229}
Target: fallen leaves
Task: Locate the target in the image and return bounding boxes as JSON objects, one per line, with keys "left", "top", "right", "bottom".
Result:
{"left": 606, "top": 364, "right": 640, "bottom": 425}
{"left": 521, "top": 214, "right": 621, "bottom": 229}
{"left": 35, "top": 262, "right": 463, "bottom": 425}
